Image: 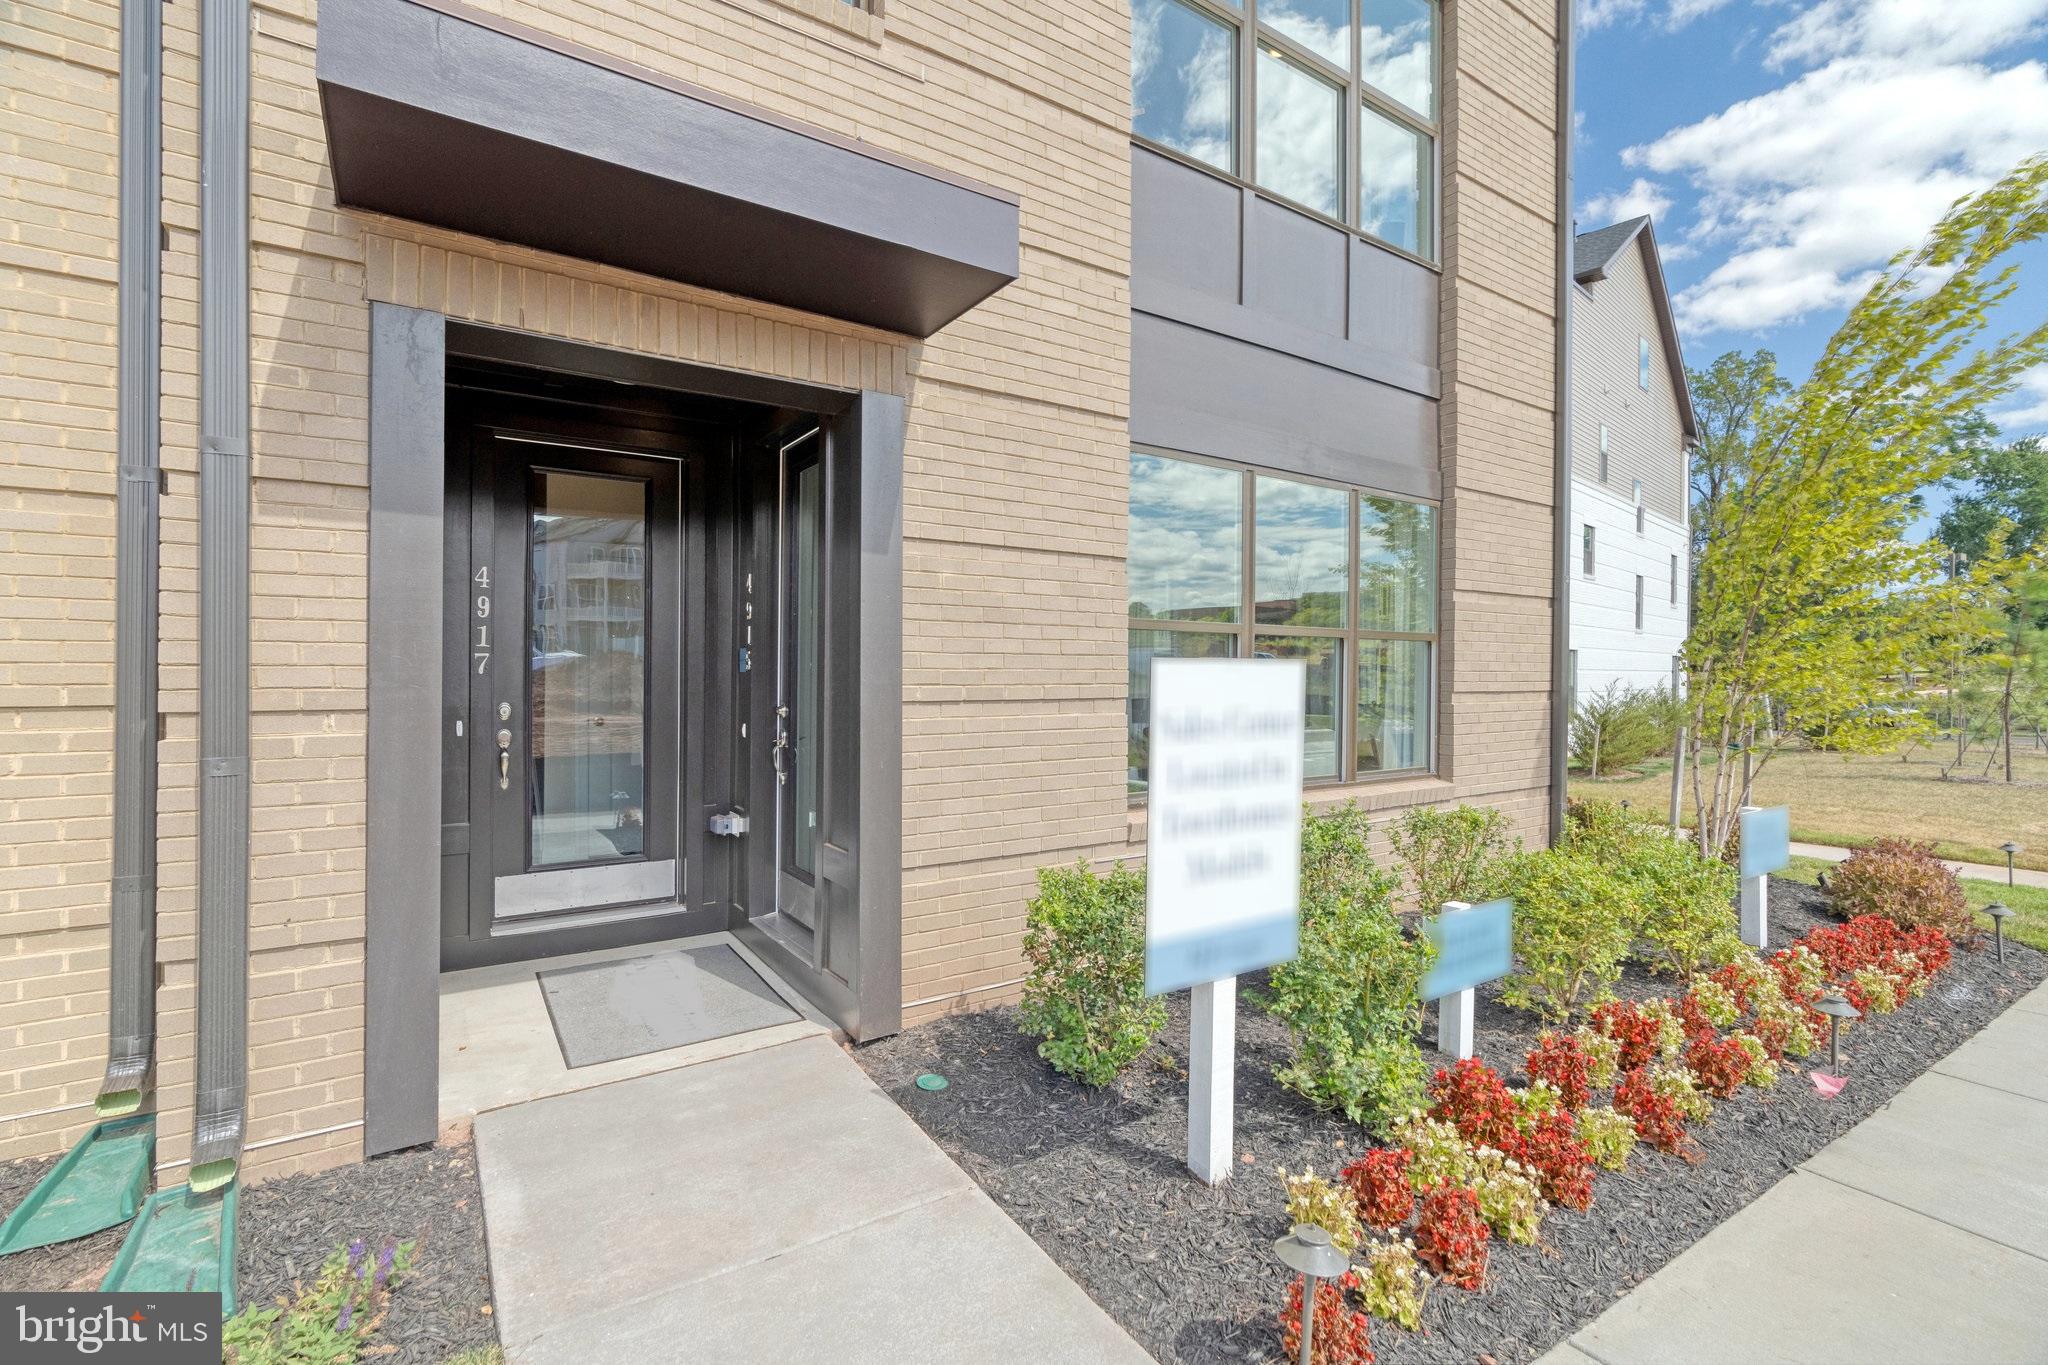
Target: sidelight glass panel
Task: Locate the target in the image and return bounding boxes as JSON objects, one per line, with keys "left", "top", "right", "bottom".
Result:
{"left": 1358, "top": 638, "right": 1430, "bottom": 773}
{"left": 1255, "top": 475, "right": 1349, "bottom": 626}
{"left": 1359, "top": 104, "right": 1431, "bottom": 256}
{"left": 1132, "top": 0, "right": 1239, "bottom": 172}
{"left": 1254, "top": 634, "right": 1343, "bottom": 780}
{"left": 1256, "top": 46, "right": 1344, "bottom": 219}
{"left": 1128, "top": 628, "right": 1238, "bottom": 795}
{"left": 1359, "top": 496, "right": 1436, "bottom": 632}
{"left": 1129, "top": 453, "right": 1243, "bottom": 622}
{"left": 1362, "top": 0, "right": 1435, "bottom": 116}
{"left": 528, "top": 470, "right": 648, "bottom": 868}
{"left": 790, "top": 456, "right": 822, "bottom": 875}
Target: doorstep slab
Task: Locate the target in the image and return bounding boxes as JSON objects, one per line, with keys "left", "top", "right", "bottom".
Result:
{"left": 476, "top": 1035, "right": 976, "bottom": 1353}
{"left": 1571, "top": 1170, "right": 2048, "bottom": 1365}
{"left": 514, "top": 1186, "right": 1156, "bottom": 1365}
{"left": 1803, "top": 1069, "right": 2048, "bottom": 1259}
{"left": 1932, "top": 1000, "right": 2048, "bottom": 1103}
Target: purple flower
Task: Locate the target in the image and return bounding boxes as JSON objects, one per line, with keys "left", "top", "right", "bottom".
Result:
{"left": 374, "top": 1241, "right": 397, "bottom": 1289}
{"left": 336, "top": 1300, "right": 354, "bottom": 1333}
{"left": 347, "top": 1239, "right": 366, "bottom": 1278}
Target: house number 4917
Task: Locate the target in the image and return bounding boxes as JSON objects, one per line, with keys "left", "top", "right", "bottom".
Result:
{"left": 473, "top": 564, "right": 492, "bottom": 674}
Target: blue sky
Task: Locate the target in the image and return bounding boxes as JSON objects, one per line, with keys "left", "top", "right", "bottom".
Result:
{"left": 1573, "top": 0, "right": 2048, "bottom": 476}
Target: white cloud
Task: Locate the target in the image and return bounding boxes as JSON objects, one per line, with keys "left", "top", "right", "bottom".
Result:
{"left": 1578, "top": 0, "right": 1729, "bottom": 30}
{"left": 1767, "top": 0, "right": 2048, "bottom": 67}
{"left": 1578, "top": 0, "right": 1649, "bottom": 30}
{"left": 1991, "top": 365, "right": 2048, "bottom": 436}
{"left": 1621, "top": 0, "right": 2048, "bottom": 337}
{"left": 1581, "top": 177, "right": 1674, "bottom": 226}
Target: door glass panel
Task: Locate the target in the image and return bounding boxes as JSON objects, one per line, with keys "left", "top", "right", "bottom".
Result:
{"left": 790, "top": 457, "right": 822, "bottom": 876}
{"left": 528, "top": 470, "right": 648, "bottom": 869}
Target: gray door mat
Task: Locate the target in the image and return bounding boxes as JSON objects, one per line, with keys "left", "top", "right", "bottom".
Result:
{"left": 537, "top": 945, "right": 799, "bottom": 1068}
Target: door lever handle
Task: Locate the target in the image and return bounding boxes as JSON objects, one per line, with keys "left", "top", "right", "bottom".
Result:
{"left": 496, "top": 727, "right": 512, "bottom": 790}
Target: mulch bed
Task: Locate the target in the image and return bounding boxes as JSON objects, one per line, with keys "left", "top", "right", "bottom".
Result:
{"left": 0, "top": 1127, "right": 498, "bottom": 1364}
{"left": 853, "top": 879, "right": 2048, "bottom": 1365}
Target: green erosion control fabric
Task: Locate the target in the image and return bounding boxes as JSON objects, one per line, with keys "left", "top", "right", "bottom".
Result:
{"left": 0, "top": 1116, "right": 153, "bottom": 1255}
{"left": 101, "top": 1182, "right": 238, "bottom": 1315}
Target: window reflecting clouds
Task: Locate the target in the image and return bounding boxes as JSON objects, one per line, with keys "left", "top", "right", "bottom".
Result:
{"left": 1260, "top": 0, "right": 1350, "bottom": 68}
{"left": 1360, "top": 105, "right": 1429, "bottom": 256}
{"left": 1362, "top": 0, "right": 1434, "bottom": 115}
{"left": 1256, "top": 475, "right": 1349, "bottom": 626}
{"left": 1255, "top": 48, "right": 1344, "bottom": 218}
{"left": 1133, "top": 0, "right": 1238, "bottom": 173}
{"left": 1129, "top": 453, "right": 1242, "bottom": 621}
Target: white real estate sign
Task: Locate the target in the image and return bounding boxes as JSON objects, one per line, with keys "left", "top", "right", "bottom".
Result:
{"left": 1144, "top": 657, "right": 1304, "bottom": 1184}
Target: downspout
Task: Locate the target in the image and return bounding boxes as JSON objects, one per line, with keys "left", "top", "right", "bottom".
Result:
{"left": 192, "top": 0, "right": 252, "bottom": 1190}
{"left": 1548, "top": 0, "right": 1577, "bottom": 844}
{"left": 97, "top": 0, "right": 165, "bottom": 1119}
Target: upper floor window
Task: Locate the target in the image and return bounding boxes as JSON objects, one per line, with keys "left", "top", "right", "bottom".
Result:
{"left": 1635, "top": 575, "right": 1646, "bottom": 631}
{"left": 1670, "top": 553, "right": 1680, "bottom": 604}
{"left": 1131, "top": 0, "right": 1440, "bottom": 261}
{"left": 1598, "top": 425, "right": 1610, "bottom": 481}
{"left": 1639, "top": 336, "right": 1653, "bottom": 391}
{"left": 1128, "top": 451, "right": 1438, "bottom": 794}
{"left": 1582, "top": 524, "right": 1595, "bottom": 576}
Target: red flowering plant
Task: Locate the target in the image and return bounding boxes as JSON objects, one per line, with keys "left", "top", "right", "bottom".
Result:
{"left": 1590, "top": 1000, "right": 1669, "bottom": 1072}
{"left": 1684, "top": 1034, "right": 1750, "bottom": 1099}
{"left": 1340, "top": 1149, "right": 1416, "bottom": 1232}
{"left": 1519, "top": 1107, "right": 1595, "bottom": 1211}
{"left": 1902, "top": 925, "right": 1953, "bottom": 977}
{"left": 1414, "top": 1184, "right": 1490, "bottom": 1290}
{"left": 1675, "top": 991, "right": 1720, "bottom": 1048}
{"left": 1802, "top": 917, "right": 1903, "bottom": 977}
{"left": 1525, "top": 1030, "right": 1593, "bottom": 1112}
{"left": 1613, "top": 1067, "right": 1688, "bottom": 1155}
{"left": 1428, "top": 1058, "right": 1523, "bottom": 1156}
{"left": 1280, "top": 1271, "right": 1375, "bottom": 1365}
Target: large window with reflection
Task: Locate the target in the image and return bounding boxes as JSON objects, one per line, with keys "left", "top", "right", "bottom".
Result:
{"left": 1128, "top": 451, "right": 1438, "bottom": 795}
{"left": 1131, "top": 0, "right": 1439, "bottom": 260}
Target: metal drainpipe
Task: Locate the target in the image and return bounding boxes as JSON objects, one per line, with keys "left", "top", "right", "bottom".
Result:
{"left": 1548, "top": 0, "right": 1577, "bottom": 845}
{"left": 192, "top": 0, "right": 251, "bottom": 1186}
{"left": 98, "top": 0, "right": 165, "bottom": 1120}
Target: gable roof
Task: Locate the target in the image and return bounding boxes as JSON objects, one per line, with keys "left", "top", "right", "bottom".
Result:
{"left": 1574, "top": 216, "right": 1700, "bottom": 442}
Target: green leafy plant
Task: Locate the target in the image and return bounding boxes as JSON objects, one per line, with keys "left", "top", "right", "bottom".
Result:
{"left": 1571, "top": 1025, "right": 1622, "bottom": 1091}
{"left": 1389, "top": 804, "right": 1516, "bottom": 911}
{"left": 1827, "top": 838, "right": 1975, "bottom": 941}
{"left": 1359, "top": 1238, "right": 1426, "bottom": 1331}
{"left": 1281, "top": 1166, "right": 1365, "bottom": 1255}
{"left": 224, "top": 1237, "right": 415, "bottom": 1365}
{"left": 1650, "top": 1064, "right": 1712, "bottom": 1124}
{"left": 1499, "top": 850, "right": 1638, "bottom": 1021}
{"left": 1017, "top": 861, "right": 1165, "bottom": 1087}
{"left": 1570, "top": 683, "right": 1681, "bottom": 777}
{"left": 1566, "top": 800, "right": 1744, "bottom": 976}
{"left": 1732, "top": 1032, "right": 1779, "bottom": 1087}
{"left": 1467, "top": 1147, "right": 1544, "bottom": 1246}
{"left": 1262, "top": 805, "right": 1434, "bottom": 1131}
{"left": 1577, "top": 1106, "right": 1638, "bottom": 1170}
{"left": 1390, "top": 1112, "right": 1478, "bottom": 1193}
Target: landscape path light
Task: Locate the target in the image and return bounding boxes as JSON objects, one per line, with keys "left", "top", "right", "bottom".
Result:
{"left": 1984, "top": 903, "right": 2014, "bottom": 964}
{"left": 1274, "top": 1222, "right": 1349, "bottom": 1365}
{"left": 2001, "top": 841, "right": 2021, "bottom": 889}
{"left": 1814, "top": 991, "right": 1861, "bottom": 1071}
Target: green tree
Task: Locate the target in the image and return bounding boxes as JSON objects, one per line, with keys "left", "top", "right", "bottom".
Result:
{"left": 1937, "top": 433, "right": 2048, "bottom": 565}
{"left": 1688, "top": 349, "right": 1790, "bottom": 568}
{"left": 1679, "top": 158, "right": 2048, "bottom": 854}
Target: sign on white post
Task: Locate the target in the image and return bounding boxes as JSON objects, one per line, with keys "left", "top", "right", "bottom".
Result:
{"left": 1737, "top": 805, "right": 1790, "bottom": 948}
{"left": 1421, "top": 899, "right": 1513, "bottom": 1061}
{"left": 1145, "top": 658, "right": 1305, "bottom": 1185}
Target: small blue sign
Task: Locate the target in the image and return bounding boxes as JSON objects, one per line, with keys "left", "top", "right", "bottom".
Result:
{"left": 1420, "top": 899, "right": 1513, "bottom": 1001}
{"left": 1739, "top": 806, "right": 1791, "bottom": 879}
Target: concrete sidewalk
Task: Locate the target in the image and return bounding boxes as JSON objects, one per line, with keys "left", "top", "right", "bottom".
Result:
{"left": 474, "top": 1033, "right": 1154, "bottom": 1364}
{"left": 1791, "top": 840, "right": 2048, "bottom": 890}
{"left": 1537, "top": 980, "right": 2048, "bottom": 1365}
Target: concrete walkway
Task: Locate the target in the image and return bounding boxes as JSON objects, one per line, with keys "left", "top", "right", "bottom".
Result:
{"left": 1536, "top": 980, "right": 2048, "bottom": 1365}
{"left": 473, "top": 1033, "right": 1154, "bottom": 1364}
{"left": 1791, "top": 840, "right": 2048, "bottom": 890}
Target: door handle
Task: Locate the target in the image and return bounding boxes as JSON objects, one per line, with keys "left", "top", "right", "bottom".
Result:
{"left": 496, "top": 727, "right": 512, "bottom": 790}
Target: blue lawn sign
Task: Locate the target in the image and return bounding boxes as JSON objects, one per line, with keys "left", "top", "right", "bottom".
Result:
{"left": 1739, "top": 806, "right": 1792, "bottom": 879}
{"left": 1421, "top": 899, "right": 1513, "bottom": 1001}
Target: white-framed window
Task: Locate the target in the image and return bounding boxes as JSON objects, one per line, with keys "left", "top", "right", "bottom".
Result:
{"left": 1635, "top": 575, "right": 1645, "bottom": 631}
{"left": 1637, "top": 503, "right": 1646, "bottom": 535}
{"left": 1639, "top": 336, "right": 1652, "bottom": 391}
{"left": 1127, "top": 449, "right": 1439, "bottom": 794}
{"left": 1598, "top": 425, "right": 1610, "bottom": 481}
{"left": 1131, "top": 0, "right": 1441, "bottom": 261}
{"left": 1582, "top": 523, "right": 1595, "bottom": 577}
{"left": 1670, "top": 553, "right": 1679, "bottom": 604}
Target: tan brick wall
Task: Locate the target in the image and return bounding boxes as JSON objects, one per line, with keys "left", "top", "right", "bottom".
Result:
{"left": 0, "top": 0, "right": 121, "bottom": 1164}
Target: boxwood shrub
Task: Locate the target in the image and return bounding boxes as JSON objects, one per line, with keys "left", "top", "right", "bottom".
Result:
{"left": 1018, "top": 860, "right": 1165, "bottom": 1087}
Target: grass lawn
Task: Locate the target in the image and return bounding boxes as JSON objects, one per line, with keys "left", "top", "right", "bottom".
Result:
{"left": 1569, "top": 744, "right": 2048, "bottom": 873}
{"left": 1778, "top": 853, "right": 2048, "bottom": 953}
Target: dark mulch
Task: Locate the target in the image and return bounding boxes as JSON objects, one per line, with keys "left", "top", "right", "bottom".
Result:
{"left": 0, "top": 1129, "right": 498, "bottom": 1364}
{"left": 853, "top": 880, "right": 2048, "bottom": 1365}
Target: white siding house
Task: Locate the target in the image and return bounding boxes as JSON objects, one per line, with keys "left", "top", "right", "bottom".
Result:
{"left": 1569, "top": 218, "right": 1696, "bottom": 699}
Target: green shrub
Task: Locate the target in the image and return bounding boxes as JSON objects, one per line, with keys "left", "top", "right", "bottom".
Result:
{"left": 1261, "top": 804, "right": 1434, "bottom": 1132}
{"left": 1565, "top": 799, "right": 1744, "bottom": 978}
{"left": 1280, "top": 1166, "right": 1364, "bottom": 1254}
{"left": 1018, "top": 860, "right": 1164, "bottom": 1087}
{"left": 1826, "top": 837, "right": 1975, "bottom": 941}
{"left": 1569, "top": 683, "right": 1681, "bottom": 776}
{"left": 1389, "top": 804, "right": 1517, "bottom": 911}
{"left": 1577, "top": 1107, "right": 1638, "bottom": 1171}
{"left": 1498, "top": 849, "right": 1638, "bottom": 1021}
{"left": 224, "top": 1237, "right": 415, "bottom": 1365}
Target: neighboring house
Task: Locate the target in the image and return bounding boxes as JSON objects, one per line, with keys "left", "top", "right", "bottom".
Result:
{"left": 0, "top": 0, "right": 1567, "bottom": 1182}
{"left": 1568, "top": 217, "right": 1697, "bottom": 700}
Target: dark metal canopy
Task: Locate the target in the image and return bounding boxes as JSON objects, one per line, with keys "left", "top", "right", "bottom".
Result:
{"left": 317, "top": 0, "right": 1021, "bottom": 338}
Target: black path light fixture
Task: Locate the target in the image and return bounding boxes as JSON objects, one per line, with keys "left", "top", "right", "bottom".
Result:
{"left": 1274, "top": 1223, "right": 1350, "bottom": 1365}
{"left": 1815, "top": 991, "right": 1861, "bottom": 1070}
{"left": 2001, "top": 841, "right": 2021, "bottom": 889}
{"left": 1984, "top": 903, "right": 2014, "bottom": 964}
